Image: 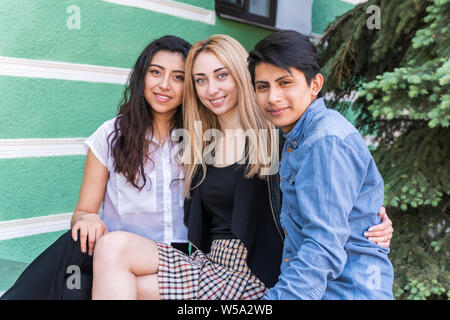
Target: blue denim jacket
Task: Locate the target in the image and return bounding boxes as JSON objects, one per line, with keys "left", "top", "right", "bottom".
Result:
{"left": 263, "top": 98, "right": 394, "bottom": 300}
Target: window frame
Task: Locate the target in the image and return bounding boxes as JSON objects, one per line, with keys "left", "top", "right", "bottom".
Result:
{"left": 215, "top": 0, "right": 278, "bottom": 29}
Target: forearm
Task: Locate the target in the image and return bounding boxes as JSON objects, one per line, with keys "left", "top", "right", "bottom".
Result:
{"left": 71, "top": 149, "right": 109, "bottom": 229}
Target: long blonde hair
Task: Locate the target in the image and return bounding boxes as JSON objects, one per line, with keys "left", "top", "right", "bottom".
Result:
{"left": 182, "top": 34, "right": 278, "bottom": 198}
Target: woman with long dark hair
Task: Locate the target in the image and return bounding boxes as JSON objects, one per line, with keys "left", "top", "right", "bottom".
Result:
{"left": 1, "top": 35, "right": 192, "bottom": 300}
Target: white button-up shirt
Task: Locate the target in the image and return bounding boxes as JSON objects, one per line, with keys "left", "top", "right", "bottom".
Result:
{"left": 84, "top": 118, "right": 187, "bottom": 244}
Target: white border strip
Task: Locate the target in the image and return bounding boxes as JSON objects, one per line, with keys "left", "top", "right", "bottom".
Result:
{"left": 0, "top": 56, "right": 130, "bottom": 84}
{"left": 341, "top": 0, "right": 367, "bottom": 4}
{"left": 0, "top": 213, "right": 72, "bottom": 240}
{"left": 0, "top": 138, "right": 87, "bottom": 159}
{"left": 102, "top": 0, "right": 216, "bottom": 25}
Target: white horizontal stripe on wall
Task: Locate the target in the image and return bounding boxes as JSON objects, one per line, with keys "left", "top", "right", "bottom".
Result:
{"left": 0, "top": 56, "right": 130, "bottom": 84}
{"left": 102, "top": 0, "right": 216, "bottom": 25}
{"left": 341, "top": 0, "right": 368, "bottom": 4}
{"left": 0, "top": 135, "right": 377, "bottom": 159}
{"left": 0, "top": 138, "right": 87, "bottom": 159}
{"left": 0, "top": 213, "right": 72, "bottom": 240}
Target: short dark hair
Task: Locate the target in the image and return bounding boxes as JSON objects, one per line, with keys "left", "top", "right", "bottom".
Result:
{"left": 248, "top": 30, "right": 322, "bottom": 97}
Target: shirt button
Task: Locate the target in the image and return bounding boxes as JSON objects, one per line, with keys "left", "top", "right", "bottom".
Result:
{"left": 288, "top": 147, "right": 293, "bottom": 152}
{"left": 284, "top": 257, "right": 290, "bottom": 263}
{"left": 293, "top": 141, "right": 297, "bottom": 146}
{"left": 284, "top": 229, "right": 288, "bottom": 236}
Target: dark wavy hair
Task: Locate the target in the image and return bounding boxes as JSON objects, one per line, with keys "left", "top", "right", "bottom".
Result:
{"left": 109, "top": 35, "right": 191, "bottom": 190}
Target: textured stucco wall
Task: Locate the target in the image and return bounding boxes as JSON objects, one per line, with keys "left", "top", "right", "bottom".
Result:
{"left": 0, "top": 0, "right": 271, "bottom": 68}
{"left": 312, "top": 0, "right": 355, "bottom": 34}
{"left": 0, "top": 77, "right": 121, "bottom": 139}
{"left": 0, "top": 231, "right": 67, "bottom": 264}
{"left": 0, "top": 156, "right": 85, "bottom": 221}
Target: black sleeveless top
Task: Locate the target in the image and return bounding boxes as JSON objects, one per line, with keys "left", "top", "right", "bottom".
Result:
{"left": 200, "top": 163, "right": 239, "bottom": 241}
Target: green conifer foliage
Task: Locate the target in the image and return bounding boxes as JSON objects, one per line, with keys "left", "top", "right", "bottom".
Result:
{"left": 317, "top": 0, "right": 449, "bottom": 299}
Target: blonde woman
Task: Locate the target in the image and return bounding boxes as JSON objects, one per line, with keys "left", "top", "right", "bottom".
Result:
{"left": 90, "top": 35, "right": 393, "bottom": 300}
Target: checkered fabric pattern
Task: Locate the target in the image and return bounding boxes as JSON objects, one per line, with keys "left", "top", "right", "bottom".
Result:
{"left": 156, "top": 239, "right": 267, "bottom": 300}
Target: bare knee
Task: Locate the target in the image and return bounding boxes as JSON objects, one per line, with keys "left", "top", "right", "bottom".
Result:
{"left": 93, "top": 231, "right": 132, "bottom": 268}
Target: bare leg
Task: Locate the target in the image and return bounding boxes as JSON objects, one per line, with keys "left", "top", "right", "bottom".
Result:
{"left": 136, "top": 274, "right": 160, "bottom": 300}
{"left": 92, "top": 231, "right": 161, "bottom": 300}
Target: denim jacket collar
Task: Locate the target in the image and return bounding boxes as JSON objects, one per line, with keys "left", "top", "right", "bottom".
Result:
{"left": 283, "top": 97, "right": 326, "bottom": 143}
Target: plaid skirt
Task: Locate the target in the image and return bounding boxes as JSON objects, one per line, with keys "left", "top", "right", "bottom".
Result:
{"left": 156, "top": 238, "right": 267, "bottom": 300}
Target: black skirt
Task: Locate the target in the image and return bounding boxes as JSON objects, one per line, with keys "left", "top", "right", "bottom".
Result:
{"left": 1, "top": 230, "right": 189, "bottom": 300}
{"left": 1, "top": 230, "right": 93, "bottom": 300}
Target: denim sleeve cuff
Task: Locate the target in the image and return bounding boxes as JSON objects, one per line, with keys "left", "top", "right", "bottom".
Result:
{"left": 262, "top": 285, "right": 325, "bottom": 300}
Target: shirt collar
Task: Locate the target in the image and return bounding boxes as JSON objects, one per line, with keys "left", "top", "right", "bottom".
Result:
{"left": 283, "top": 97, "right": 326, "bottom": 143}
{"left": 149, "top": 128, "right": 179, "bottom": 147}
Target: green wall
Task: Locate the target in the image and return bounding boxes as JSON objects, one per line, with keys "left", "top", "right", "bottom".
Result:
{"left": 0, "top": 156, "right": 85, "bottom": 221}
{"left": 312, "top": 0, "right": 355, "bottom": 34}
{"left": 180, "top": 0, "right": 215, "bottom": 10}
{"left": 0, "top": 0, "right": 271, "bottom": 68}
{"left": 0, "top": 231, "right": 67, "bottom": 264}
{"left": 0, "top": 77, "right": 120, "bottom": 138}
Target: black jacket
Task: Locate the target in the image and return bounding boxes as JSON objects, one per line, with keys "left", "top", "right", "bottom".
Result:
{"left": 183, "top": 133, "right": 285, "bottom": 288}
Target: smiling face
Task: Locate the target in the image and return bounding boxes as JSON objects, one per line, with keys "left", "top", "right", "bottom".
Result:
{"left": 144, "top": 50, "right": 185, "bottom": 117}
{"left": 254, "top": 62, "right": 323, "bottom": 133}
{"left": 192, "top": 51, "right": 238, "bottom": 119}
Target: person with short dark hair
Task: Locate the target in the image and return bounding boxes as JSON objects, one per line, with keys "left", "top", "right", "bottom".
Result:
{"left": 248, "top": 30, "right": 394, "bottom": 300}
